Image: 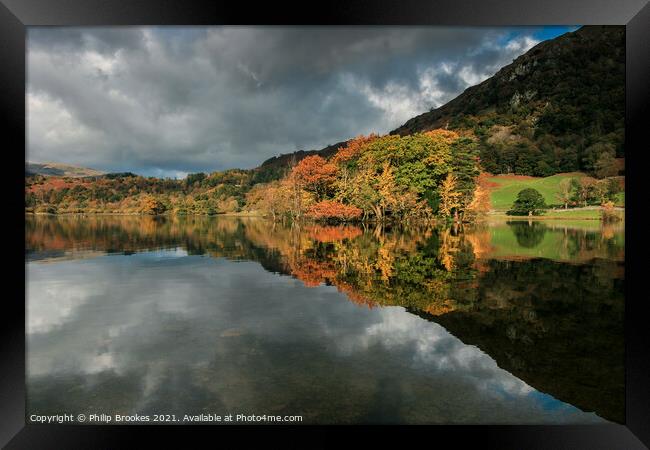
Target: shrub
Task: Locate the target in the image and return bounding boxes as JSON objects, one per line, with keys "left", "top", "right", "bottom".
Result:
{"left": 601, "top": 201, "right": 622, "bottom": 222}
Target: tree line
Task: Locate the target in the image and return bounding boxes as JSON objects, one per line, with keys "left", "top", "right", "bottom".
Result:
{"left": 245, "top": 130, "right": 482, "bottom": 223}
{"left": 27, "top": 130, "right": 484, "bottom": 223}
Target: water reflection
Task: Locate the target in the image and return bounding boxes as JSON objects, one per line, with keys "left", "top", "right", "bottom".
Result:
{"left": 508, "top": 221, "right": 547, "bottom": 248}
{"left": 26, "top": 215, "right": 624, "bottom": 423}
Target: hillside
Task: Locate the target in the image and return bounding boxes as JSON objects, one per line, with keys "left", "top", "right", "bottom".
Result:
{"left": 484, "top": 172, "right": 625, "bottom": 212}
{"left": 26, "top": 162, "right": 104, "bottom": 178}
{"left": 391, "top": 25, "right": 624, "bottom": 177}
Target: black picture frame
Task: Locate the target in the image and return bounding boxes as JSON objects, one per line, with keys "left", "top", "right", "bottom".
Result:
{"left": 2, "top": 0, "right": 648, "bottom": 448}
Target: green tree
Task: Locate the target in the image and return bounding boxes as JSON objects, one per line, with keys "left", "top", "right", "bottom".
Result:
{"left": 450, "top": 137, "right": 480, "bottom": 215}
{"left": 507, "top": 188, "right": 547, "bottom": 216}
{"left": 185, "top": 172, "right": 206, "bottom": 189}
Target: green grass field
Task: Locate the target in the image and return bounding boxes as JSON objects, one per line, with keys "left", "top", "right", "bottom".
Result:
{"left": 487, "top": 172, "right": 625, "bottom": 212}
{"left": 489, "top": 209, "right": 603, "bottom": 220}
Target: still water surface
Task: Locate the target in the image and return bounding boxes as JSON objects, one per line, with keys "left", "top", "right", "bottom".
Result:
{"left": 26, "top": 215, "right": 624, "bottom": 424}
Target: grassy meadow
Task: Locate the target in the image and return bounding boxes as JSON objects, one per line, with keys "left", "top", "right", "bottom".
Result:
{"left": 485, "top": 172, "right": 625, "bottom": 218}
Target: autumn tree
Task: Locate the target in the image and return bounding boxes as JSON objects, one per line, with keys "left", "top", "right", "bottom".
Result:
{"left": 571, "top": 177, "right": 599, "bottom": 207}
{"left": 141, "top": 194, "right": 167, "bottom": 215}
{"left": 332, "top": 134, "right": 378, "bottom": 165}
{"left": 337, "top": 165, "right": 381, "bottom": 221}
{"left": 292, "top": 155, "right": 337, "bottom": 201}
{"left": 375, "top": 162, "right": 399, "bottom": 220}
{"left": 465, "top": 173, "right": 492, "bottom": 221}
{"left": 305, "top": 200, "right": 363, "bottom": 222}
{"left": 601, "top": 201, "right": 622, "bottom": 222}
{"left": 438, "top": 173, "right": 462, "bottom": 219}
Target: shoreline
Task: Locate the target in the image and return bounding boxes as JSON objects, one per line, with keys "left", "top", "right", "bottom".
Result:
{"left": 25, "top": 210, "right": 625, "bottom": 223}
{"left": 25, "top": 211, "right": 266, "bottom": 217}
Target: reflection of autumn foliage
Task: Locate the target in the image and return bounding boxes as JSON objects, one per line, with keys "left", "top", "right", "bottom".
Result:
{"left": 335, "top": 281, "right": 377, "bottom": 309}
{"left": 600, "top": 201, "right": 622, "bottom": 223}
{"left": 306, "top": 225, "right": 363, "bottom": 243}
{"left": 290, "top": 259, "right": 338, "bottom": 287}
{"left": 438, "top": 228, "right": 463, "bottom": 271}
{"left": 305, "top": 201, "right": 363, "bottom": 221}
{"left": 464, "top": 228, "right": 495, "bottom": 273}
{"left": 424, "top": 300, "right": 455, "bottom": 316}
{"left": 29, "top": 215, "right": 624, "bottom": 333}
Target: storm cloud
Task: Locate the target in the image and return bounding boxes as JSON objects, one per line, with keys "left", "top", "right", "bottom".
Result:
{"left": 27, "top": 26, "right": 573, "bottom": 177}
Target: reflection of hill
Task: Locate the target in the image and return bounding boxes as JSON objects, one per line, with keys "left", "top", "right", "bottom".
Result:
{"left": 26, "top": 215, "right": 624, "bottom": 422}
{"left": 413, "top": 258, "right": 624, "bottom": 423}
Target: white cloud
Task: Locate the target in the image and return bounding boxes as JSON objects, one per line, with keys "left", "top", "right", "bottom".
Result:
{"left": 506, "top": 36, "right": 540, "bottom": 53}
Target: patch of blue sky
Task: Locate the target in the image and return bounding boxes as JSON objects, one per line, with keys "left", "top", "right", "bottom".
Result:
{"left": 497, "top": 25, "right": 580, "bottom": 47}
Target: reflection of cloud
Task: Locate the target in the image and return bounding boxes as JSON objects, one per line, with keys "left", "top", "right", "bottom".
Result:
{"left": 333, "top": 307, "right": 534, "bottom": 398}
{"left": 27, "top": 249, "right": 601, "bottom": 423}
{"left": 27, "top": 265, "right": 100, "bottom": 334}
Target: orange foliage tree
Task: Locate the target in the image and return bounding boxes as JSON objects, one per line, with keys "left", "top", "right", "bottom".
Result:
{"left": 332, "top": 134, "right": 379, "bottom": 165}
{"left": 305, "top": 200, "right": 363, "bottom": 221}
{"left": 141, "top": 194, "right": 166, "bottom": 215}
{"left": 465, "top": 173, "right": 492, "bottom": 220}
{"left": 292, "top": 155, "right": 337, "bottom": 201}
{"left": 438, "top": 173, "right": 462, "bottom": 218}
{"left": 423, "top": 129, "right": 460, "bottom": 143}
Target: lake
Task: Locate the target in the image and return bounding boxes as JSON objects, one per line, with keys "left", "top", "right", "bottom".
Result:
{"left": 25, "top": 215, "right": 624, "bottom": 424}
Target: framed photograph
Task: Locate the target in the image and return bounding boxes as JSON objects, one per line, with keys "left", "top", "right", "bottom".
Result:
{"left": 2, "top": 0, "right": 649, "bottom": 447}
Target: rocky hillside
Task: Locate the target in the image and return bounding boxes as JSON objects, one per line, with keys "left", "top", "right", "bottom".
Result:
{"left": 391, "top": 25, "right": 624, "bottom": 176}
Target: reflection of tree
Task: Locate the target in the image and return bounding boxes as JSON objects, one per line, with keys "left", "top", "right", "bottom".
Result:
{"left": 507, "top": 221, "right": 547, "bottom": 248}
{"left": 27, "top": 215, "right": 625, "bottom": 422}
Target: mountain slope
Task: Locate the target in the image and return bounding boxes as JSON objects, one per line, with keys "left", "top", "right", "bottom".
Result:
{"left": 391, "top": 25, "right": 625, "bottom": 176}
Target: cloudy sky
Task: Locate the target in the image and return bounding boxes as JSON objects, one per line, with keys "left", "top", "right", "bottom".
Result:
{"left": 27, "top": 26, "right": 577, "bottom": 178}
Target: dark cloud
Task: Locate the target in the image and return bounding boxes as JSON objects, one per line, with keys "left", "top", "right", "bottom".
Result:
{"left": 27, "top": 26, "right": 556, "bottom": 177}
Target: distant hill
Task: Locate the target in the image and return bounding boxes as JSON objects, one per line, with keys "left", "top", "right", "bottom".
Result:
{"left": 26, "top": 162, "right": 104, "bottom": 178}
